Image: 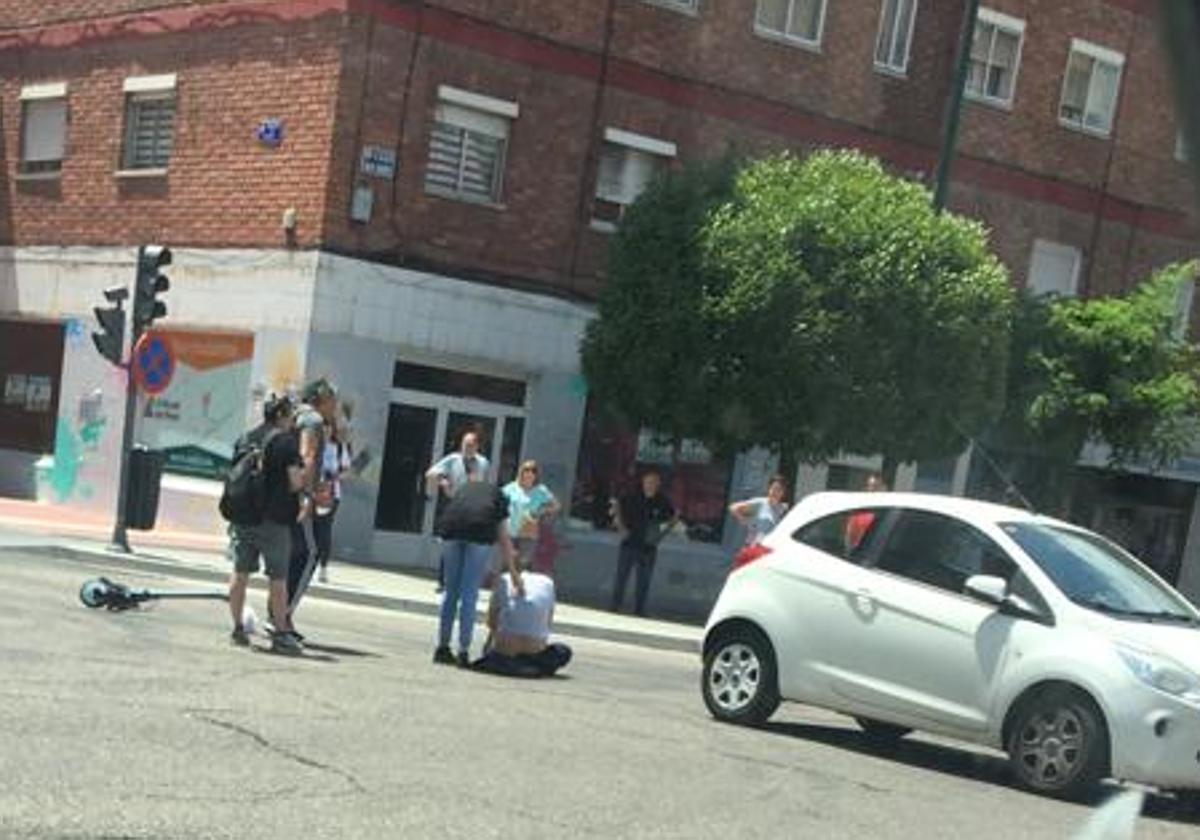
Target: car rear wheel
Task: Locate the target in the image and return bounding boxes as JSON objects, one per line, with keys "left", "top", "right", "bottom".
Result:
{"left": 1007, "top": 690, "right": 1108, "bottom": 800}
{"left": 855, "top": 717, "right": 912, "bottom": 743}
{"left": 702, "top": 625, "right": 780, "bottom": 726}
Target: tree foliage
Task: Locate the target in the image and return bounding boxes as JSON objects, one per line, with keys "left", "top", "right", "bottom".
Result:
{"left": 999, "top": 262, "right": 1200, "bottom": 469}
{"left": 701, "top": 150, "right": 1014, "bottom": 469}
{"left": 580, "top": 155, "right": 737, "bottom": 445}
{"left": 582, "top": 149, "right": 1015, "bottom": 475}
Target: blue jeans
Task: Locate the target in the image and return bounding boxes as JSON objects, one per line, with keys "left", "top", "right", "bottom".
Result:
{"left": 437, "top": 540, "right": 492, "bottom": 652}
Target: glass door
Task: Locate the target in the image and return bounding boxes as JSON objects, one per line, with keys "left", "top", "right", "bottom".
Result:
{"left": 375, "top": 403, "right": 439, "bottom": 533}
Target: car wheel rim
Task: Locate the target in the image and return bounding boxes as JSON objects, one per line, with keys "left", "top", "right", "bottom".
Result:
{"left": 1017, "top": 707, "right": 1085, "bottom": 786}
{"left": 708, "top": 642, "right": 762, "bottom": 713}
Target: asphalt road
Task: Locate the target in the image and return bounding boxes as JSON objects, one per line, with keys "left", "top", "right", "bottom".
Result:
{"left": 0, "top": 549, "right": 1196, "bottom": 840}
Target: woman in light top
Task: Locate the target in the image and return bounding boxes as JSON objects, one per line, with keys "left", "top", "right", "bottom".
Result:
{"left": 729, "top": 474, "right": 789, "bottom": 546}
{"left": 501, "top": 460, "right": 560, "bottom": 571}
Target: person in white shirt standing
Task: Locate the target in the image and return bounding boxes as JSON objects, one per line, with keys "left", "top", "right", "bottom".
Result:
{"left": 729, "top": 474, "right": 789, "bottom": 546}
{"left": 426, "top": 430, "right": 491, "bottom": 593}
{"left": 312, "top": 419, "right": 352, "bottom": 584}
{"left": 474, "top": 561, "right": 571, "bottom": 677}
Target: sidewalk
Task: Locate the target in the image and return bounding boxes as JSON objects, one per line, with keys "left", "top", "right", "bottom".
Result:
{"left": 0, "top": 498, "right": 702, "bottom": 654}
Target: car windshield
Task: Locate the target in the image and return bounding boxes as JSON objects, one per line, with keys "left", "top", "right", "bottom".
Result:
{"left": 1001, "top": 522, "right": 1198, "bottom": 623}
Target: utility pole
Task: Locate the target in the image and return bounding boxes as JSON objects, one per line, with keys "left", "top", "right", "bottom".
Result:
{"left": 933, "top": 0, "right": 982, "bottom": 213}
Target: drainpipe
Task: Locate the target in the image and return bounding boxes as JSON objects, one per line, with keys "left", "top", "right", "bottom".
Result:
{"left": 932, "top": 0, "right": 981, "bottom": 213}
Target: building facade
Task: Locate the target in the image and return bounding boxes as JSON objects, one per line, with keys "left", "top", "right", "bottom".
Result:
{"left": 2, "top": 0, "right": 1197, "bottom": 613}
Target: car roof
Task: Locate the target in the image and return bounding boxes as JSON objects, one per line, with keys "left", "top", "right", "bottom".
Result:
{"left": 791, "top": 491, "right": 1067, "bottom": 530}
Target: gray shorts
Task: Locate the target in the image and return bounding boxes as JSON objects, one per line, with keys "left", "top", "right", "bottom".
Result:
{"left": 229, "top": 521, "right": 292, "bottom": 579}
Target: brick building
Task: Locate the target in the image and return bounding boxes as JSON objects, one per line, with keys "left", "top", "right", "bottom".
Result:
{"left": 2, "top": 0, "right": 1198, "bottom": 612}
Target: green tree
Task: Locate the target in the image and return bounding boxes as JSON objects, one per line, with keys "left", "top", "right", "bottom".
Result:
{"left": 582, "top": 149, "right": 1015, "bottom": 484}
{"left": 701, "top": 150, "right": 1014, "bottom": 481}
{"left": 580, "top": 155, "right": 738, "bottom": 448}
{"left": 1000, "top": 262, "right": 1200, "bottom": 473}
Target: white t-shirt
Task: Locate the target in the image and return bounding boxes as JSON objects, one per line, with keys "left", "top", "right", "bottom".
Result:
{"left": 430, "top": 451, "right": 491, "bottom": 496}
{"left": 492, "top": 572, "right": 555, "bottom": 644}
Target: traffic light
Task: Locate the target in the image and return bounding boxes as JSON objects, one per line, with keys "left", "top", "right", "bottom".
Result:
{"left": 92, "top": 286, "right": 128, "bottom": 366}
{"left": 133, "top": 245, "right": 171, "bottom": 333}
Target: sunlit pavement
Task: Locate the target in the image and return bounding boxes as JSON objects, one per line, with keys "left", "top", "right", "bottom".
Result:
{"left": 1, "top": 549, "right": 1196, "bottom": 839}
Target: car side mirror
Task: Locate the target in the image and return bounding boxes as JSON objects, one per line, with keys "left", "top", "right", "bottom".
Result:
{"left": 964, "top": 574, "right": 1008, "bottom": 606}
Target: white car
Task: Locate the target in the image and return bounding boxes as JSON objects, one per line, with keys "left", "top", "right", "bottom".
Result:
{"left": 701, "top": 492, "right": 1200, "bottom": 800}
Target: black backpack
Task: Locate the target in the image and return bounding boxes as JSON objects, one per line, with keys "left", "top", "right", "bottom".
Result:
{"left": 219, "top": 425, "right": 273, "bottom": 526}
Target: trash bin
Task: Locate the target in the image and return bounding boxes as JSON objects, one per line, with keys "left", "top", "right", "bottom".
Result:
{"left": 126, "top": 447, "right": 166, "bottom": 530}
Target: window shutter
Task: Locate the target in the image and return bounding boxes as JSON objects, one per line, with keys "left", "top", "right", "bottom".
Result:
{"left": 125, "top": 95, "right": 175, "bottom": 169}
{"left": 22, "top": 99, "right": 67, "bottom": 165}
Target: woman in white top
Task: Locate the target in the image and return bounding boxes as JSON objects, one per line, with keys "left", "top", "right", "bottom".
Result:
{"left": 729, "top": 474, "right": 789, "bottom": 546}
{"left": 312, "top": 421, "right": 352, "bottom": 583}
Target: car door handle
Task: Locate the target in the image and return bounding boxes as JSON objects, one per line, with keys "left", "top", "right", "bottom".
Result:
{"left": 854, "top": 588, "right": 875, "bottom": 611}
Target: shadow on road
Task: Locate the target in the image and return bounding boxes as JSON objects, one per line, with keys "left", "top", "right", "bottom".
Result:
{"left": 757, "top": 720, "right": 1199, "bottom": 827}
{"left": 300, "top": 642, "right": 384, "bottom": 659}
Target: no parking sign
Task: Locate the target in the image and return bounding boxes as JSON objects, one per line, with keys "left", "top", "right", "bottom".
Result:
{"left": 132, "top": 331, "right": 175, "bottom": 395}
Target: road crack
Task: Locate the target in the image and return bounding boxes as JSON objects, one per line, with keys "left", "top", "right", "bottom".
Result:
{"left": 186, "top": 711, "right": 367, "bottom": 794}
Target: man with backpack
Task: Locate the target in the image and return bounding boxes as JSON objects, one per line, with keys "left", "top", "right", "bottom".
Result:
{"left": 224, "top": 394, "right": 305, "bottom": 654}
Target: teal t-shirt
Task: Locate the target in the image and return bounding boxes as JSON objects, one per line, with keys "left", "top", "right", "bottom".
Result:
{"left": 502, "top": 481, "right": 555, "bottom": 538}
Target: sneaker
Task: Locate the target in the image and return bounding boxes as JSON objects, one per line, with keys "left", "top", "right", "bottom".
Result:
{"left": 432, "top": 646, "right": 455, "bottom": 665}
{"left": 318, "top": 567, "right": 328, "bottom": 584}
{"left": 456, "top": 650, "right": 471, "bottom": 669}
{"left": 271, "top": 631, "right": 303, "bottom": 656}
{"left": 230, "top": 626, "right": 250, "bottom": 647}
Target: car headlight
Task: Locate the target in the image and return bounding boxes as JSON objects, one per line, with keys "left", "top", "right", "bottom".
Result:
{"left": 1117, "top": 645, "right": 1200, "bottom": 702}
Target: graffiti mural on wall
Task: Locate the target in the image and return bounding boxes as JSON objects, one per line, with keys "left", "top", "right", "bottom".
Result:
{"left": 140, "top": 330, "right": 254, "bottom": 479}
{"left": 48, "top": 387, "right": 108, "bottom": 503}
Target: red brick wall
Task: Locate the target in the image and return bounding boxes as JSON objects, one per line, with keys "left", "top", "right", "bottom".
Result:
{"left": 0, "top": 13, "right": 344, "bottom": 248}
{"left": 0, "top": 0, "right": 236, "bottom": 30}
{"left": 0, "top": 0, "right": 1193, "bottom": 304}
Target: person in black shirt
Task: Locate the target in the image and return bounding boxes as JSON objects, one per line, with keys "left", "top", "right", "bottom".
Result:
{"left": 227, "top": 395, "right": 306, "bottom": 654}
{"left": 611, "top": 470, "right": 677, "bottom": 616}
{"left": 433, "top": 475, "right": 520, "bottom": 668}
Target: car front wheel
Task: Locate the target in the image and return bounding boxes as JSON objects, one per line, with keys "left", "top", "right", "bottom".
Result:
{"left": 702, "top": 625, "right": 780, "bottom": 726}
{"left": 1007, "top": 690, "right": 1108, "bottom": 800}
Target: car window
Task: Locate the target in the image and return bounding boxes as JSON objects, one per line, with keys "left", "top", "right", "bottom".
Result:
{"left": 793, "top": 508, "right": 888, "bottom": 565}
{"left": 873, "top": 510, "right": 1017, "bottom": 596}
{"left": 1002, "top": 522, "right": 1197, "bottom": 620}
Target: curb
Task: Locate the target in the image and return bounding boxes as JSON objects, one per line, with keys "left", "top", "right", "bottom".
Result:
{"left": 10, "top": 542, "right": 702, "bottom": 655}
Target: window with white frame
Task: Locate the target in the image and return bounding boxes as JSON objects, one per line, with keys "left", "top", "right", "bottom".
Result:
{"left": 1173, "top": 274, "right": 1196, "bottom": 340}
{"left": 1059, "top": 39, "right": 1124, "bottom": 136}
{"left": 755, "top": 0, "right": 827, "bottom": 47}
{"left": 592, "top": 128, "right": 676, "bottom": 231}
{"left": 121, "top": 74, "right": 177, "bottom": 171}
{"left": 645, "top": 0, "right": 699, "bottom": 13}
{"left": 875, "top": 0, "right": 918, "bottom": 75}
{"left": 18, "top": 82, "right": 68, "bottom": 176}
{"left": 1176, "top": 129, "right": 1191, "bottom": 163}
{"left": 965, "top": 8, "right": 1024, "bottom": 107}
{"left": 1027, "top": 240, "right": 1081, "bottom": 298}
{"left": 424, "top": 86, "right": 517, "bottom": 205}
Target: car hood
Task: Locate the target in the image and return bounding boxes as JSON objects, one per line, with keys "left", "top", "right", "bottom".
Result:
{"left": 1081, "top": 611, "right": 1200, "bottom": 670}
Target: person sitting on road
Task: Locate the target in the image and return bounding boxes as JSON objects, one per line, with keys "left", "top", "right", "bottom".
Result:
{"left": 474, "top": 560, "right": 571, "bottom": 678}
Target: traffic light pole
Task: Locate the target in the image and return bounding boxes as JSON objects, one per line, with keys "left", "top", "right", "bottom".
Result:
{"left": 933, "top": 0, "right": 981, "bottom": 213}
{"left": 108, "top": 349, "right": 139, "bottom": 554}
{"left": 105, "top": 244, "right": 171, "bottom": 554}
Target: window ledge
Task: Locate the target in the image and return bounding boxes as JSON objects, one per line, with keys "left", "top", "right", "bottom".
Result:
{"left": 1058, "top": 119, "right": 1112, "bottom": 140}
{"left": 752, "top": 26, "right": 823, "bottom": 55}
{"left": 643, "top": 0, "right": 700, "bottom": 17}
{"left": 589, "top": 219, "right": 618, "bottom": 234}
{"left": 15, "top": 170, "right": 62, "bottom": 182}
{"left": 873, "top": 62, "right": 909, "bottom": 80}
{"left": 115, "top": 168, "right": 169, "bottom": 179}
{"left": 424, "top": 186, "right": 506, "bottom": 211}
{"left": 964, "top": 91, "right": 1014, "bottom": 113}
